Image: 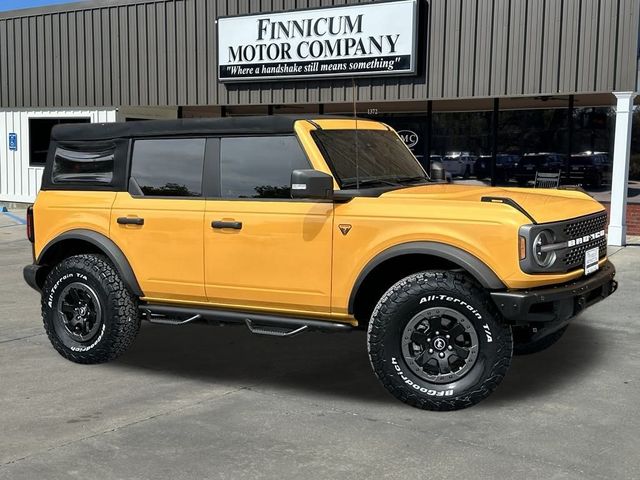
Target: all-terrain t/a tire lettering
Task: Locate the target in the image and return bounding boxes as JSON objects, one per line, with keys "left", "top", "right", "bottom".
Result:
{"left": 367, "top": 271, "right": 513, "bottom": 411}
{"left": 41, "top": 254, "right": 140, "bottom": 364}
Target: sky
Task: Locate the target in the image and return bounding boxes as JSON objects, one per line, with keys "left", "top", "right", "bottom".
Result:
{"left": 0, "top": 0, "right": 81, "bottom": 12}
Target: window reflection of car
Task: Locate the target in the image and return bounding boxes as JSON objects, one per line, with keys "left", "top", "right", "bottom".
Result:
{"left": 513, "top": 153, "right": 566, "bottom": 186}
{"left": 474, "top": 154, "right": 520, "bottom": 181}
{"left": 442, "top": 152, "right": 476, "bottom": 178}
{"left": 569, "top": 152, "right": 610, "bottom": 188}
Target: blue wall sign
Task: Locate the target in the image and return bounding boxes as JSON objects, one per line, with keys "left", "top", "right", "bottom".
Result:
{"left": 8, "top": 133, "right": 17, "bottom": 151}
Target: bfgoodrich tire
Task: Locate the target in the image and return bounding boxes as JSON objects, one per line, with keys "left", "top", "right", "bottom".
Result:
{"left": 367, "top": 271, "right": 512, "bottom": 411}
{"left": 41, "top": 254, "right": 140, "bottom": 364}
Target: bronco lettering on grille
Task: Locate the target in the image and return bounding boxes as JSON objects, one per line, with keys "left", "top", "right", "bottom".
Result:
{"left": 567, "top": 229, "right": 605, "bottom": 247}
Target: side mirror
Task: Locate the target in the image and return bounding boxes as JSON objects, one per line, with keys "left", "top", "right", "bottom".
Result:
{"left": 429, "top": 159, "right": 447, "bottom": 182}
{"left": 291, "top": 169, "right": 334, "bottom": 200}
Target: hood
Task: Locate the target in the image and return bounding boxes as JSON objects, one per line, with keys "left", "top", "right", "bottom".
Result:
{"left": 381, "top": 184, "right": 604, "bottom": 224}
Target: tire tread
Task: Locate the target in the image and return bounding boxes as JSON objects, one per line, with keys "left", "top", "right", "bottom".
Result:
{"left": 367, "top": 271, "right": 512, "bottom": 411}
{"left": 41, "top": 254, "right": 140, "bottom": 364}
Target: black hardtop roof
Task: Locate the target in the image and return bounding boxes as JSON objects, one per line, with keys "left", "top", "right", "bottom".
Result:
{"left": 50, "top": 115, "right": 354, "bottom": 142}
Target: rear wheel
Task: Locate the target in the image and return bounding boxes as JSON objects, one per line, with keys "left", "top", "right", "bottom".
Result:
{"left": 367, "top": 271, "right": 512, "bottom": 411}
{"left": 41, "top": 254, "right": 140, "bottom": 364}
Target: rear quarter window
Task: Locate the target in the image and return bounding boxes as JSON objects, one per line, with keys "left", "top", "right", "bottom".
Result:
{"left": 52, "top": 145, "right": 115, "bottom": 185}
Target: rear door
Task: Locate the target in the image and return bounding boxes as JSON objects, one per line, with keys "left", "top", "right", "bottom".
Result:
{"left": 203, "top": 135, "right": 333, "bottom": 315}
{"left": 110, "top": 137, "right": 210, "bottom": 303}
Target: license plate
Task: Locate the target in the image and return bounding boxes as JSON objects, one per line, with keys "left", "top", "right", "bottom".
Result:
{"left": 584, "top": 247, "right": 599, "bottom": 275}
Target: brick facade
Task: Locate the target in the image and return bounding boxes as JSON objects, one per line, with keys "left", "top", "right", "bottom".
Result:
{"left": 601, "top": 202, "right": 640, "bottom": 236}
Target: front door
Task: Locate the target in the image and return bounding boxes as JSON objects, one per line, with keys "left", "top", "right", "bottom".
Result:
{"left": 110, "top": 137, "right": 208, "bottom": 303}
{"left": 204, "top": 135, "right": 333, "bottom": 315}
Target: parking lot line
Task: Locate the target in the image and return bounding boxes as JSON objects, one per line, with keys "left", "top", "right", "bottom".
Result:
{"left": 1, "top": 211, "right": 26, "bottom": 225}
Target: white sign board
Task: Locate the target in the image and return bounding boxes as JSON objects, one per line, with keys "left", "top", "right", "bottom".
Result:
{"left": 217, "top": 0, "right": 418, "bottom": 82}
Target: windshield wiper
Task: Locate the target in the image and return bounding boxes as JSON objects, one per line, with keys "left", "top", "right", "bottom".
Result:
{"left": 341, "top": 178, "right": 402, "bottom": 189}
{"left": 391, "top": 175, "right": 430, "bottom": 184}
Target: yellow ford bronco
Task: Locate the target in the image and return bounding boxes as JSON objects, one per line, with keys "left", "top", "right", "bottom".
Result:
{"left": 23, "top": 116, "right": 617, "bottom": 410}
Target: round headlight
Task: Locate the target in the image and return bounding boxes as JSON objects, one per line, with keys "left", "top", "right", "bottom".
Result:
{"left": 533, "top": 230, "right": 557, "bottom": 268}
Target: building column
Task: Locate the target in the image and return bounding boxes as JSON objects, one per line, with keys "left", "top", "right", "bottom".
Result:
{"left": 608, "top": 91, "right": 637, "bottom": 246}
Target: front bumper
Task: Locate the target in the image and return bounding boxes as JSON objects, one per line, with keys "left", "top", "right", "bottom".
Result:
{"left": 23, "top": 264, "right": 43, "bottom": 292}
{"left": 490, "top": 260, "right": 617, "bottom": 324}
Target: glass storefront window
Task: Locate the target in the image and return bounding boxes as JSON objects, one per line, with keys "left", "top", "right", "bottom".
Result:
{"left": 496, "top": 108, "right": 569, "bottom": 187}
{"left": 632, "top": 106, "right": 640, "bottom": 182}
{"left": 570, "top": 107, "right": 614, "bottom": 191}
{"left": 628, "top": 105, "right": 640, "bottom": 205}
{"left": 431, "top": 111, "right": 492, "bottom": 182}
{"left": 183, "top": 96, "right": 620, "bottom": 196}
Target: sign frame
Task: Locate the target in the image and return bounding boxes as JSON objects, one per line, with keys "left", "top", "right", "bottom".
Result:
{"left": 8, "top": 133, "right": 17, "bottom": 152}
{"left": 216, "top": 0, "right": 419, "bottom": 83}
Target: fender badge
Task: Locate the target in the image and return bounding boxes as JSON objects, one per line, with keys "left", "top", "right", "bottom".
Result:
{"left": 338, "top": 224, "right": 352, "bottom": 236}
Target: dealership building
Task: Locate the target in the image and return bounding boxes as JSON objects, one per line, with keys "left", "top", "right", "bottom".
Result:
{"left": 0, "top": 0, "right": 639, "bottom": 244}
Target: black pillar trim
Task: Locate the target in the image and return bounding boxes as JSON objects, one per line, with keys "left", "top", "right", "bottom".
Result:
{"left": 491, "top": 98, "right": 499, "bottom": 187}
{"left": 426, "top": 100, "right": 433, "bottom": 174}
{"left": 566, "top": 95, "right": 575, "bottom": 181}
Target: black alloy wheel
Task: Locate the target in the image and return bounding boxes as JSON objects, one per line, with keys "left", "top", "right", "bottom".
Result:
{"left": 401, "top": 307, "right": 479, "bottom": 384}
{"left": 55, "top": 282, "right": 103, "bottom": 343}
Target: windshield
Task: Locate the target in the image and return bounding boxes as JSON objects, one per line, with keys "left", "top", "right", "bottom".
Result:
{"left": 311, "top": 129, "right": 429, "bottom": 189}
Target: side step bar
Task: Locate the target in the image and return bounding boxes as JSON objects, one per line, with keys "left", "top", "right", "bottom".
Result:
{"left": 245, "top": 319, "right": 308, "bottom": 337}
{"left": 146, "top": 314, "right": 202, "bottom": 326}
{"left": 140, "top": 304, "right": 353, "bottom": 335}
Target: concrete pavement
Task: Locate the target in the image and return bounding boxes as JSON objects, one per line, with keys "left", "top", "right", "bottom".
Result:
{"left": 1, "top": 210, "right": 639, "bottom": 479}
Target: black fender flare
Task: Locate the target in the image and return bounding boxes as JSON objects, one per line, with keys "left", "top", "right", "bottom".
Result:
{"left": 37, "top": 229, "right": 144, "bottom": 297}
{"left": 348, "top": 241, "right": 505, "bottom": 314}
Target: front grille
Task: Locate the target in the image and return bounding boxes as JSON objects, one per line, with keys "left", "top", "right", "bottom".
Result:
{"left": 563, "top": 213, "right": 607, "bottom": 238}
{"left": 560, "top": 212, "right": 608, "bottom": 270}
{"left": 560, "top": 235, "right": 607, "bottom": 268}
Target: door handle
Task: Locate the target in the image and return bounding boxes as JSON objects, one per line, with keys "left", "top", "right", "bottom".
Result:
{"left": 211, "top": 220, "right": 242, "bottom": 230}
{"left": 117, "top": 217, "right": 144, "bottom": 226}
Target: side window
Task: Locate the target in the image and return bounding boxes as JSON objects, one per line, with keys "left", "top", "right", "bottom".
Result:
{"left": 130, "top": 138, "right": 205, "bottom": 197}
{"left": 219, "top": 136, "right": 310, "bottom": 199}
{"left": 52, "top": 145, "right": 115, "bottom": 185}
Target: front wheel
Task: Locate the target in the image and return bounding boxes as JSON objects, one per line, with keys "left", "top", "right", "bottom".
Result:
{"left": 367, "top": 272, "right": 512, "bottom": 411}
{"left": 41, "top": 254, "right": 140, "bottom": 364}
